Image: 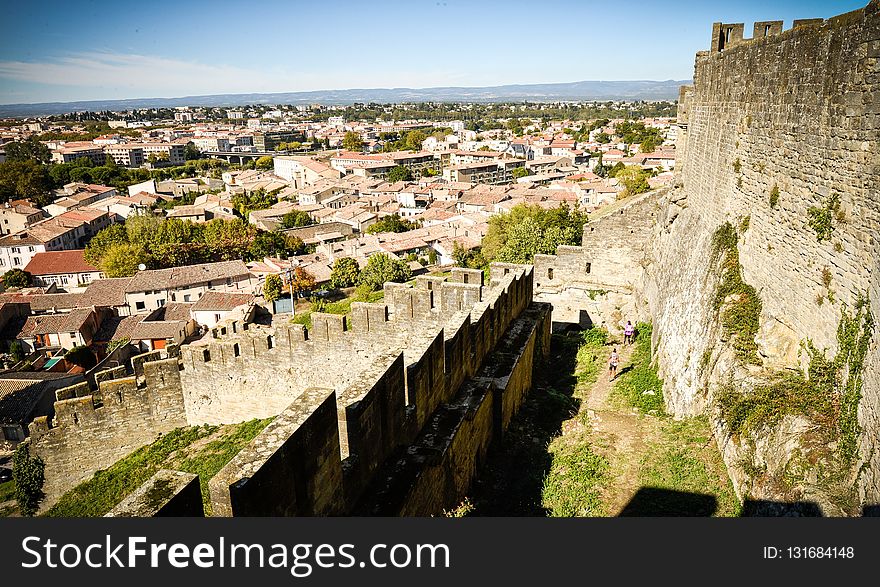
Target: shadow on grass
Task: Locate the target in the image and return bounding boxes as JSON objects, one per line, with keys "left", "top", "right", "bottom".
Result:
{"left": 466, "top": 333, "right": 583, "bottom": 516}
{"left": 618, "top": 487, "right": 717, "bottom": 516}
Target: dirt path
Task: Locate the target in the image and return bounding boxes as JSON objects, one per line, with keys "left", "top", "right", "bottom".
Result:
{"left": 566, "top": 342, "right": 662, "bottom": 516}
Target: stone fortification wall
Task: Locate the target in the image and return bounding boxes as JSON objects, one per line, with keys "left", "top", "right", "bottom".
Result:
{"left": 536, "top": 2, "right": 880, "bottom": 510}
{"left": 30, "top": 357, "right": 187, "bottom": 510}
{"left": 30, "top": 263, "right": 550, "bottom": 516}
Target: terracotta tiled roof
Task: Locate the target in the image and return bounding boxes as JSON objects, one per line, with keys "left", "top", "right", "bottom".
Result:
{"left": 191, "top": 291, "right": 254, "bottom": 312}
{"left": 125, "top": 261, "right": 250, "bottom": 293}
{"left": 24, "top": 250, "right": 99, "bottom": 276}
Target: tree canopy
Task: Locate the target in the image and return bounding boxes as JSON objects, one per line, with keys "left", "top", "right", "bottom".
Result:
{"left": 280, "top": 210, "right": 314, "bottom": 229}
{"left": 3, "top": 138, "right": 51, "bottom": 164}
{"left": 2, "top": 268, "right": 32, "bottom": 289}
{"left": 365, "top": 213, "right": 419, "bottom": 234}
{"left": 358, "top": 253, "right": 412, "bottom": 290}
{"left": 482, "top": 203, "right": 588, "bottom": 264}
{"left": 616, "top": 166, "right": 652, "bottom": 196}
{"left": 386, "top": 165, "right": 414, "bottom": 183}
{"left": 85, "top": 215, "right": 306, "bottom": 275}
{"left": 330, "top": 257, "right": 360, "bottom": 289}
{"left": 342, "top": 132, "right": 364, "bottom": 152}
{"left": 263, "top": 273, "right": 283, "bottom": 303}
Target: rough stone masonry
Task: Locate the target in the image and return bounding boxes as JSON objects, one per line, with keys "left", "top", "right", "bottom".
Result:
{"left": 30, "top": 264, "right": 551, "bottom": 516}
{"left": 536, "top": 1, "right": 880, "bottom": 513}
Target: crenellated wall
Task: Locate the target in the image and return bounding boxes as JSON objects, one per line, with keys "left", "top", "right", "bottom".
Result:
{"left": 655, "top": 1, "right": 880, "bottom": 508}
{"left": 30, "top": 262, "right": 551, "bottom": 516}
{"left": 533, "top": 190, "right": 661, "bottom": 332}
{"left": 30, "top": 357, "right": 188, "bottom": 510}
{"left": 535, "top": 1, "right": 880, "bottom": 512}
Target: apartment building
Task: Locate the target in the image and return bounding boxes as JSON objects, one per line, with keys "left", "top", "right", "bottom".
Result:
{"left": 442, "top": 159, "right": 526, "bottom": 184}
{"left": 0, "top": 209, "right": 111, "bottom": 270}
{"left": 0, "top": 200, "right": 45, "bottom": 236}
{"left": 123, "top": 260, "right": 253, "bottom": 314}
{"left": 23, "top": 250, "right": 104, "bottom": 288}
{"left": 273, "top": 156, "right": 342, "bottom": 187}
{"left": 192, "top": 136, "right": 231, "bottom": 152}
{"left": 50, "top": 142, "right": 106, "bottom": 165}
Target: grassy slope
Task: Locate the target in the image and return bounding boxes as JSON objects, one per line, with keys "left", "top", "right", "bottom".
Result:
{"left": 610, "top": 324, "right": 741, "bottom": 517}
{"left": 291, "top": 289, "right": 384, "bottom": 329}
{"left": 46, "top": 418, "right": 272, "bottom": 517}
{"left": 466, "top": 331, "right": 611, "bottom": 516}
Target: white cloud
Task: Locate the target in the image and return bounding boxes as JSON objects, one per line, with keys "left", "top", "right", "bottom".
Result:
{"left": 0, "top": 51, "right": 478, "bottom": 102}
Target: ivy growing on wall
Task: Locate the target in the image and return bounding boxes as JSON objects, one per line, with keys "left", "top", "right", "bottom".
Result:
{"left": 710, "top": 222, "right": 763, "bottom": 365}
{"left": 716, "top": 294, "right": 874, "bottom": 466}
{"left": 807, "top": 193, "right": 841, "bottom": 242}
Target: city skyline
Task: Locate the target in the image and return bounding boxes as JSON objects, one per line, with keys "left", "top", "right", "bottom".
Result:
{"left": 0, "top": 0, "right": 867, "bottom": 105}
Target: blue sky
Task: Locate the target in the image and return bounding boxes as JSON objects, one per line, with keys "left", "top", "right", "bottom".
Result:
{"left": 0, "top": 0, "right": 868, "bottom": 104}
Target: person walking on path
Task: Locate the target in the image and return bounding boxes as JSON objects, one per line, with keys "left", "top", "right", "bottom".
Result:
{"left": 609, "top": 348, "right": 620, "bottom": 381}
{"left": 624, "top": 321, "right": 635, "bottom": 345}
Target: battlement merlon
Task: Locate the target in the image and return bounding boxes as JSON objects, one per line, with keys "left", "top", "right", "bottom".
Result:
{"left": 709, "top": 1, "right": 879, "bottom": 53}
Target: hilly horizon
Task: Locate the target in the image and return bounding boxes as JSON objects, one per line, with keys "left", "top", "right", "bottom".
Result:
{"left": 0, "top": 79, "right": 689, "bottom": 118}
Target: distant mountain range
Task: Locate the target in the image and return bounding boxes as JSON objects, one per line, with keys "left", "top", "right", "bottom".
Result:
{"left": 0, "top": 79, "right": 690, "bottom": 118}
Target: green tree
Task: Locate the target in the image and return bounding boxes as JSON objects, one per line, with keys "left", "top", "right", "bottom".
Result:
{"left": 255, "top": 156, "right": 274, "bottom": 170}
{"left": 84, "top": 223, "right": 129, "bottom": 266}
{"left": 342, "top": 131, "right": 364, "bottom": 152}
{"left": 330, "top": 257, "right": 360, "bottom": 288}
{"left": 403, "top": 130, "right": 427, "bottom": 151}
{"left": 594, "top": 132, "right": 611, "bottom": 144}
{"left": 2, "top": 268, "right": 32, "bottom": 289}
{"left": 607, "top": 162, "right": 626, "bottom": 178}
{"left": 64, "top": 345, "right": 97, "bottom": 370}
{"left": 288, "top": 266, "right": 316, "bottom": 297}
{"left": 202, "top": 218, "right": 256, "bottom": 260}
{"left": 386, "top": 165, "right": 413, "bottom": 183}
{"left": 0, "top": 160, "right": 53, "bottom": 205}
{"left": 124, "top": 214, "right": 164, "bottom": 246}
{"left": 184, "top": 143, "right": 202, "bottom": 160}
{"left": 511, "top": 167, "right": 530, "bottom": 179}
{"left": 100, "top": 243, "right": 150, "bottom": 277}
{"left": 482, "top": 203, "right": 588, "bottom": 263}
{"left": 9, "top": 340, "right": 24, "bottom": 362}
{"left": 249, "top": 230, "right": 289, "bottom": 259}
{"left": 12, "top": 443, "right": 45, "bottom": 516}
{"left": 263, "top": 273, "right": 283, "bottom": 303}
{"left": 616, "top": 166, "right": 652, "bottom": 196}
{"left": 4, "top": 138, "right": 51, "bottom": 164}
{"left": 366, "top": 213, "right": 419, "bottom": 234}
{"left": 358, "top": 253, "right": 412, "bottom": 290}
{"left": 280, "top": 210, "right": 314, "bottom": 228}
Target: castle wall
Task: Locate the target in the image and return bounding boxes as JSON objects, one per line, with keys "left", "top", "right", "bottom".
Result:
{"left": 32, "top": 263, "right": 550, "bottom": 516}
{"left": 107, "top": 470, "right": 203, "bottom": 517}
{"left": 654, "top": 3, "right": 880, "bottom": 504}
{"left": 534, "top": 191, "right": 660, "bottom": 332}
{"left": 209, "top": 388, "right": 344, "bottom": 517}
{"left": 532, "top": 3, "right": 880, "bottom": 508}
{"left": 354, "top": 301, "right": 552, "bottom": 515}
{"left": 178, "top": 326, "right": 394, "bottom": 425}
{"left": 30, "top": 358, "right": 188, "bottom": 511}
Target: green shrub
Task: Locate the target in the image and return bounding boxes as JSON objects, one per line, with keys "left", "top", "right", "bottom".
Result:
{"left": 710, "top": 223, "right": 762, "bottom": 365}
{"left": 769, "top": 184, "right": 779, "bottom": 208}
{"left": 12, "top": 443, "right": 45, "bottom": 516}
{"left": 807, "top": 193, "right": 840, "bottom": 242}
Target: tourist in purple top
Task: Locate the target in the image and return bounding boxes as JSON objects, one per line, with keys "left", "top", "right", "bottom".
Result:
{"left": 624, "top": 321, "right": 635, "bottom": 345}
